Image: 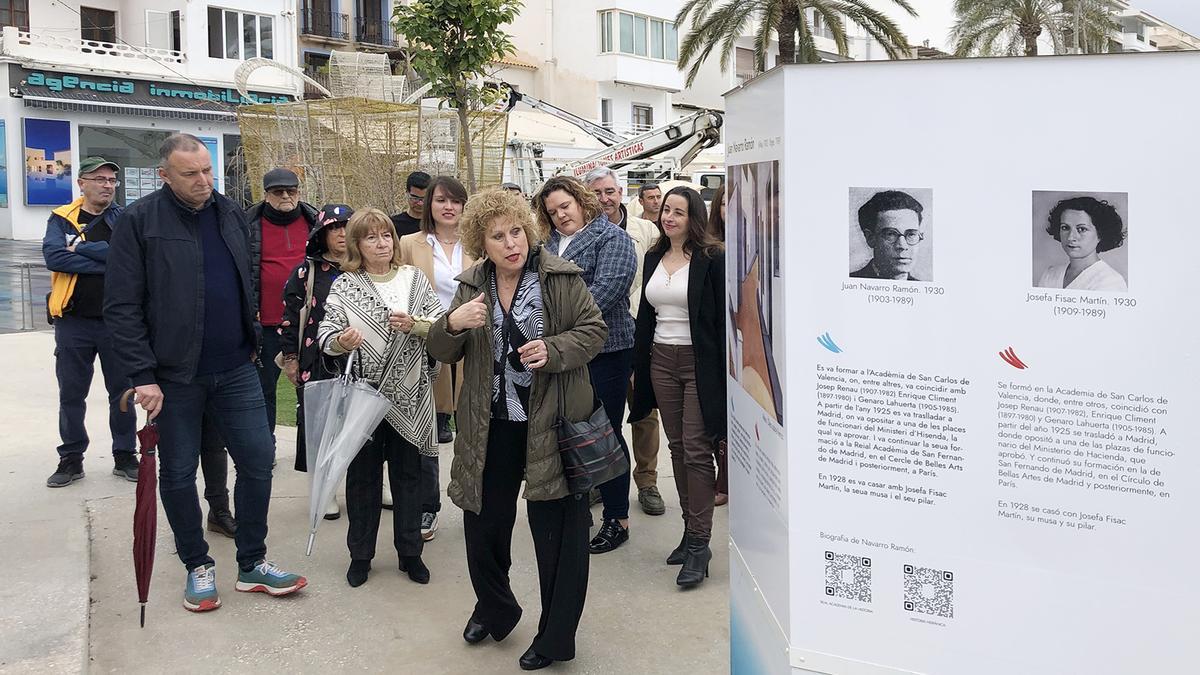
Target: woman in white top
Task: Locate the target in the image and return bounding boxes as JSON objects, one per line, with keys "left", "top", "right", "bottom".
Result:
{"left": 1036, "top": 196, "right": 1128, "bottom": 292}
{"left": 629, "top": 186, "right": 726, "bottom": 589}
{"left": 319, "top": 208, "right": 444, "bottom": 588}
{"left": 398, "top": 176, "right": 476, "bottom": 542}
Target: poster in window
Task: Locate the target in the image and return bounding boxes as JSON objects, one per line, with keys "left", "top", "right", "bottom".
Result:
{"left": 199, "top": 137, "right": 220, "bottom": 191}
{"left": 0, "top": 120, "right": 8, "bottom": 208}
{"left": 23, "top": 118, "right": 73, "bottom": 206}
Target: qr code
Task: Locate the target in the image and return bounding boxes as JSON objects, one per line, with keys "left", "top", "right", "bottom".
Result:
{"left": 903, "top": 564, "right": 954, "bottom": 618}
{"left": 824, "top": 551, "right": 872, "bottom": 602}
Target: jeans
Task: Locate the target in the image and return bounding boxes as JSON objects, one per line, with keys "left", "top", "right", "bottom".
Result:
{"left": 53, "top": 315, "right": 136, "bottom": 458}
{"left": 157, "top": 362, "right": 274, "bottom": 570}
{"left": 258, "top": 327, "right": 282, "bottom": 434}
{"left": 588, "top": 349, "right": 633, "bottom": 522}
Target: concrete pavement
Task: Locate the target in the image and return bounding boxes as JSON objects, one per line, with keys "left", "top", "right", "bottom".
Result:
{"left": 0, "top": 329, "right": 729, "bottom": 674}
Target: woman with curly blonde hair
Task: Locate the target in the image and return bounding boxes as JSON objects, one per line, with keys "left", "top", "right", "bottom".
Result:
{"left": 428, "top": 188, "right": 607, "bottom": 671}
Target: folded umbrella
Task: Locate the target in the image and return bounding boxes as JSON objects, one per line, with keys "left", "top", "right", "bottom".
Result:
{"left": 304, "top": 351, "right": 392, "bottom": 555}
{"left": 120, "top": 389, "right": 159, "bottom": 628}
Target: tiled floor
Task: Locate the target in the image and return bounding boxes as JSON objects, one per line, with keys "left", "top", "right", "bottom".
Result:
{"left": 0, "top": 240, "right": 51, "bottom": 333}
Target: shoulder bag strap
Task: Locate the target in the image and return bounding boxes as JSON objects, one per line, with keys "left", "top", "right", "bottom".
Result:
{"left": 296, "top": 261, "right": 316, "bottom": 355}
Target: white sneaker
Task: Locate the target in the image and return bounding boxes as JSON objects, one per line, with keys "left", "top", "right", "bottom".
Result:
{"left": 420, "top": 512, "right": 439, "bottom": 541}
{"left": 382, "top": 471, "right": 393, "bottom": 510}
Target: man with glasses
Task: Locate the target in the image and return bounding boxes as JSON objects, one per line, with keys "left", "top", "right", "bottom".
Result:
{"left": 851, "top": 190, "right": 927, "bottom": 281}
{"left": 245, "top": 168, "right": 319, "bottom": 434}
{"left": 390, "top": 171, "right": 431, "bottom": 237}
{"left": 42, "top": 156, "right": 137, "bottom": 487}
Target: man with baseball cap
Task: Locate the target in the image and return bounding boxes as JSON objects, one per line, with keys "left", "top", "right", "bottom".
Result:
{"left": 42, "top": 156, "right": 137, "bottom": 488}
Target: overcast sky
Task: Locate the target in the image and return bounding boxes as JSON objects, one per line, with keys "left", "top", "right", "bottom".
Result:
{"left": 892, "top": 0, "right": 1200, "bottom": 51}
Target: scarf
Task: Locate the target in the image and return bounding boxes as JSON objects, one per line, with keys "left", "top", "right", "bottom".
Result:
{"left": 263, "top": 202, "right": 301, "bottom": 225}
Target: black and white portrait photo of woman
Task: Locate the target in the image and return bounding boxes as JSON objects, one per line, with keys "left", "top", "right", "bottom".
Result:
{"left": 1033, "top": 192, "right": 1128, "bottom": 292}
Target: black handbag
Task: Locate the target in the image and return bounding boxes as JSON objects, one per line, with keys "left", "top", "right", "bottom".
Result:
{"left": 556, "top": 374, "right": 628, "bottom": 495}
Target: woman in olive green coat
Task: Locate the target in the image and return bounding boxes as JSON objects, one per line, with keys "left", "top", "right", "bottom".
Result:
{"left": 427, "top": 188, "right": 606, "bottom": 671}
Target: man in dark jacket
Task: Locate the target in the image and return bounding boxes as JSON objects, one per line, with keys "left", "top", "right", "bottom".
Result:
{"left": 390, "top": 170, "right": 430, "bottom": 237}
{"left": 244, "top": 168, "right": 318, "bottom": 434}
{"left": 105, "top": 133, "right": 307, "bottom": 614}
{"left": 42, "top": 156, "right": 137, "bottom": 487}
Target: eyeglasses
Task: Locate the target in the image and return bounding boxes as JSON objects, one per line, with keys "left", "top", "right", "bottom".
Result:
{"left": 878, "top": 228, "right": 924, "bottom": 246}
{"left": 268, "top": 187, "right": 299, "bottom": 197}
{"left": 407, "top": 192, "right": 425, "bottom": 203}
{"left": 81, "top": 177, "right": 120, "bottom": 186}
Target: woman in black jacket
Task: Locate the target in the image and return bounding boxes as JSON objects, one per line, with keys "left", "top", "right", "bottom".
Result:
{"left": 629, "top": 186, "right": 726, "bottom": 588}
{"left": 279, "top": 204, "right": 351, "bottom": 478}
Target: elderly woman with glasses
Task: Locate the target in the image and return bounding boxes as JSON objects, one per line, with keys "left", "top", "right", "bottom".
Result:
{"left": 318, "top": 208, "right": 444, "bottom": 589}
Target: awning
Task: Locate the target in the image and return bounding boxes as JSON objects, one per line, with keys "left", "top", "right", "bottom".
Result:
{"left": 21, "top": 95, "right": 237, "bottom": 122}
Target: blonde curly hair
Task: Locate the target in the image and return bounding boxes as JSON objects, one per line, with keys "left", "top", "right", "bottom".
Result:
{"left": 460, "top": 188, "right": 547, "bottom": 260}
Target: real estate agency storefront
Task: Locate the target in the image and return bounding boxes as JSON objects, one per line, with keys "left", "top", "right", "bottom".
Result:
{"left": 0, "top": 64, "right": 292, "bottom": 240}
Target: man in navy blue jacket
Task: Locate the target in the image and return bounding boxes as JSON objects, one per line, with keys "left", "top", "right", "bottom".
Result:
{"left": 105, "top": 134, "right": 307, "bottom": 613}
{"left": 42, "top": 156, "right": 137, "bottom": 488}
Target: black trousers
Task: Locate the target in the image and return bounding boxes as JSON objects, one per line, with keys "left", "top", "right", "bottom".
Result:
{"left": 200, "top": 412, "right": 230, "bottom": 510}
{"left": 346, "top": 422, "right": 423, "bottom": 561}
{"left": 463, "top": 419, "right": 591, "bottom": 661}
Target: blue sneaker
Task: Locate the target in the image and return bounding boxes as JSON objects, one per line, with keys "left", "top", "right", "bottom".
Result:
{"left": 235, "top": 560, "right": 308, "bottom": 596}
{"left": 183, "top": 563, "right": 221, "bottom": 612}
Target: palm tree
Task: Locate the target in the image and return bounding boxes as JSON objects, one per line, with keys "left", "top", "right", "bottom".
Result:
{"left": 675, "top": 0, "right": 917, "bottom": 87}
{"left": 950, "top": 0, "right": 1119, "bottom": 57}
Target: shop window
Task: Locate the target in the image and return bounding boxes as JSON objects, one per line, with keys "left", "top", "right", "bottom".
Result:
{"left": 208, "top": 7, "right": 274, "bottom": 60}
{"left": 0, "top": 0, "right": 30, "bottom": 32}
{"left": 146, "top": 10, "right": 182, "bottom": 52}
{"left": 78, "top": 127, "right": 174, "bottom": 206}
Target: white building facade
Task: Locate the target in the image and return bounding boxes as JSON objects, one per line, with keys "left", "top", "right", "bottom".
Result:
{"left": 0, "top": 0, "right": 299, "bottom": 240}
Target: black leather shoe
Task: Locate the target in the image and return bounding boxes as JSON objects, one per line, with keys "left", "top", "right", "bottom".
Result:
{"left": 399, "top": 555, "right": 430, "bottom": 584}
{"left": 519, "top": 646, "right": 554, "bottom": 671}
{"left": 588, "top": 519, "right": 629, "bottom": 554}
{"left": 666, "top": 533, "right": 689, "bottom": 565}
{"left": 206, "top": 509, "right": 237, "bottom": 539}
{"left": 463, "top": 617, "right": 489, "bottom": 644}
{"left": 437, "top": 413, "right": 454, "bottom": 444}
{"left": 677, "top": 537, "right": 712, "bottom": 588}
{"left": 347, "top": 559, "right": 371, "bottom": 587}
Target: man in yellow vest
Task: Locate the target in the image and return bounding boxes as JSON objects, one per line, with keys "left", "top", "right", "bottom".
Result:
{"left": 42, "top": 156, "right": 137, "bottom": 487}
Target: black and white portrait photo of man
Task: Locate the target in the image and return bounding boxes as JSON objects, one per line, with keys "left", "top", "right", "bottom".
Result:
{"left": 849, "top": 188, "right": 933, "bottom": 282}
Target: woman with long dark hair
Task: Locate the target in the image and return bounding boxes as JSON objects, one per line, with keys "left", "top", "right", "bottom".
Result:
{"left": 629, "top": 186, "right": 726, "bottom": 588}
{"left": 398, "top": 175, "right": 476, "bottom": 542}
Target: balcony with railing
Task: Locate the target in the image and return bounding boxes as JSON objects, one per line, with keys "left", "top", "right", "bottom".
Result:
{"left": 356, "top": 17, "right": 400, "bottom": 49}
{"left": 301, "top": 8, "right": 350, "bottom": 41}
{"left": 0, "top": 25, "right": 184, "bottom": 77}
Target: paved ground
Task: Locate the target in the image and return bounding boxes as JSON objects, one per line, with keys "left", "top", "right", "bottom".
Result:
{"left": 0, "top": 329, "right": 729, "bottom": 674}
{"left": 0, "top": 241, "right": 51, "bottom": 334}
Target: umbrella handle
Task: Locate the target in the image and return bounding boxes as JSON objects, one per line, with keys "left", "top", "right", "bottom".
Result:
{"left": 306, "top": 531, "right": 316, "bottom": 557}
{"left": 119, "top": 388, "right": 136, "bottom": 414}
{"left": 342, "top": 349, "right": 355, "bottom": 377}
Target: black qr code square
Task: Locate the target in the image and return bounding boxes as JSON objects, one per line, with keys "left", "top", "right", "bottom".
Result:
{"left": 823, "top": 551, "right": 872, "bottom": 603}
{"left": 903, "top": 565, "right": 954, "bottom": 618}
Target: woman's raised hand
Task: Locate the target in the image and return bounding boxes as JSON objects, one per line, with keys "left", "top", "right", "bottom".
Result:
{"left": 448, "top": 293, "right": 488, "bottom": 332}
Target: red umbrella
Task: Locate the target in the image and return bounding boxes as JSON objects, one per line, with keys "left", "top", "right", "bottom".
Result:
{"left": 121, "top": 390, "right": 159, "bottom": 628}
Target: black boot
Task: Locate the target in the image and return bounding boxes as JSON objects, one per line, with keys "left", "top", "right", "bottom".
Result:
{"left": 676, "top": 535, "right": 711, "bottom": 588}
{"left": 206, "top": 497, "right": 237, "bottom": 539}
{"left": 437, "top": 413, "right": 453, "bottom": 444}
{"left": 666, "top": 532, "right": 690, "bottom": 565}
{"left": 347, "top": 559, "right": 371, "bottom": 587}
{"left": 399, "top": 555, "right": 430, "bottom": 584}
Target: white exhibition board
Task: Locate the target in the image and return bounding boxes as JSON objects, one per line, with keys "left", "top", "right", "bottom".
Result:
{"left": 725, "top": 51, "right": 1199, "bottom": 675}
